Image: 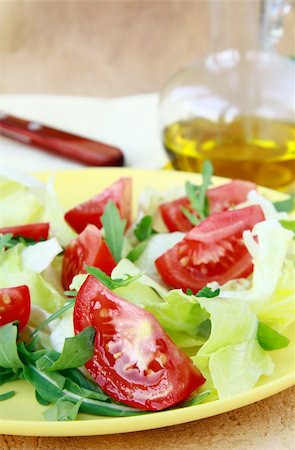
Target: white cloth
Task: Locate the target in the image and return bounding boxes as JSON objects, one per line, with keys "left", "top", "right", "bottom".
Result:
{"left": 0, "top": 93, "right": 168, "bottom": 171}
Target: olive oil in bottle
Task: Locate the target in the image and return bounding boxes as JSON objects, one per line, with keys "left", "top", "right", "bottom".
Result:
{"left": 163, "top": 116, "right": 295, "bottom": 190}
{"left": 159, "top": 1, "right": 295, "bottom": 192}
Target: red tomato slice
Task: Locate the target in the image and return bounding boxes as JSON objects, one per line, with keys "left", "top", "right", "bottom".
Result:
{"left": 0, "top": 223, "right": 49, "bottom": 241}
{"left": 62, "top": 224, "right": 116, "bottom": 290}
{"left": 0, "top": 285, "right": 31, "bottom": 331}
{"left": 74, "top": 276, "right": 205, "bottom": 411}
{"left": 160, "top": 180, "right": 256, "bottom": 232}
{"left": 64, "top": 177, "right": 132, "bottom": 233}
{"left": 155, "top": 205, "right": 264, "bottom": 292}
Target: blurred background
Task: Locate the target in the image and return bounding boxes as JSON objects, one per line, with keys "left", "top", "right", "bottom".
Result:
{"left": 0, "top": 0, "right": 294, "bottom": 97}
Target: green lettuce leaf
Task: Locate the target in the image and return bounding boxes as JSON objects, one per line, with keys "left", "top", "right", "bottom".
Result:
{"left": 192, "top": 297, "right": 274, "bottom": 398}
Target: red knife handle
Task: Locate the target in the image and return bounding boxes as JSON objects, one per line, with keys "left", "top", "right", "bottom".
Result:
{"left": 0, "top": 113, "right": 124, "bottom": 166}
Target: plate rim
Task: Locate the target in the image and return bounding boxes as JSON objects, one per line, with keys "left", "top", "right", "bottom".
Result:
{"left": 0, "top": 167, "right": 293, "bottom": 437}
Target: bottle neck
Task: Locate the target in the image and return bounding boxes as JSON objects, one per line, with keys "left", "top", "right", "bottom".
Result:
{"left": 209, "top": 0, "right": 262, "bottom": 54}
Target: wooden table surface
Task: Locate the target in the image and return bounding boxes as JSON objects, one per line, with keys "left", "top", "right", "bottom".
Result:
{"left": 0, "top": 1, "right": 294, "bottom": 449}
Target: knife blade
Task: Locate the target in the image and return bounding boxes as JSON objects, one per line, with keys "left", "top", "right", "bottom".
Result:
{"left": 0, "top": 112, "right": 124, "bottom": 166}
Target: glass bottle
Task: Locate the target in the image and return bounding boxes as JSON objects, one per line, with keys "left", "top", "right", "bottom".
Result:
{"left": 159, "top": 0, "right": 294, "bottom": 192}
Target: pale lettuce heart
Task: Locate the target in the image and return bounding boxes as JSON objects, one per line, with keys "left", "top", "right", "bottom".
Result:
{"left": 22, "top": 238, "right": 62, "bottom": 273}
{"left": 112, "top": 258, "right": 168, "bottom": 297}
{"left": 219, "top": 219, "right": 294, "bottom": 331}
{"left": 134, "top": 232, "right": 185, "bottom": 280}
{"left": 42, "top": 178, "right": 77, "bottom": 247}
{"left": 0, "top": 245, "right": 63, "bottom": 312}
{"left": 0, "top": 177, "right": 43, "bottom": 226}
{"left": 0, "top": 174, "right": 76, "bottom": 247}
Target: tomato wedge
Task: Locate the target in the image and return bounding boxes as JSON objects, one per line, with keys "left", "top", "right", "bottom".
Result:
{"left": 0, "top": 223, "right": 49, "bottom": 241}
{"left": 155, "top": 205, "right": 265, "bottom": 292}
{"left": 0, "top": 285, "right": 31, "bottom": 331}
{"left": 160, "top": 180, "right": 256, "bottom": 232}
{"left": 74, "top": 276, "right": 205, "bottom": 411}
{"left": 62, "top": 224, "right": 116, "bottom": 290}
{"left": 64, "top": 177, "right": 132, "bottom": 233}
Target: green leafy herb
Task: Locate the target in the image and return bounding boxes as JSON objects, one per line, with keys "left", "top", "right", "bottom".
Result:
{"left": 186, "top": 286, "right": 220, "bottom": 298}
{"left": 134, "top": 215, "right": 156, "bottom": 241}
{"left": 0, "top": 232, "right": 40, "bottom": 251}
{"left": 101, "top": 201, "right": 126, "bottom": 262}
{"left": 197, "top": 319, "right": 212, "bottom": 340}
{"left": 0, "top": 323, "right": 23, "bottom": 370}
{"left": 0, "top": 390, "right": 15, "bottom": 401}
{"left": 257, "top": 322, "right": 290, "bottom": 351}
{"left": 178, "top": 390, "right": 211, "bottom": 408}
{"left": 35, "top": 390, "right": 51, "bottom": 406}
{"left": 31, "top": 298, "right": 75, "bottom": 337}
{"left": 0, "top": 367, "right": 21, "bottom": 385}
{"left": 0, "top": 233, "right": 13, "bottom": 251}
{"left": 280, "top": 219, "right": 295, "bottom": 233}
{"left": 64, "top": 290, "right": 78, "bottom": 298}
{"left": 37, "top": 327, "right": 95, "bottom": 372}
{"left": 273, "top": 195, "right": 294, "bottom": 213}
{"left": 127, "top": 240, "right": 149, "bottom": 262}
{"left": 182, "top": 160, "right": 213, "bottom": 224}
{"left": 180, "top": 206, "right": 199, "bottom": 226}
{"left": 86, "top": 265, "right": 142, "bottom": 290}
{"left": 43, "top": 399, "right": 83, "bottom": 421}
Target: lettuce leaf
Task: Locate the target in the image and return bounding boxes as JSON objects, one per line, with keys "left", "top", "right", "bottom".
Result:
{"left": 0, "top": 245, "right": 63, "bottom": 312}
{"left": 0, "top": 174, "right": 76, "bottom": 248}
{"left": 134, "top": 232, "right": 184, "bottom": 280}
{"left": 219, "top": 220, "right": 294, "bottom": 332}
{"left": 0, "top": 177, "right": 43, "bottom": 227}
{"left": 192, "top": 297, "right": 274, "bottom": 398}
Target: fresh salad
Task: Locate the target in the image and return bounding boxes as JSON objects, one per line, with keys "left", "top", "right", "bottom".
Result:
{"left": 0, "top": 162, "right": 294, "bottom": 421}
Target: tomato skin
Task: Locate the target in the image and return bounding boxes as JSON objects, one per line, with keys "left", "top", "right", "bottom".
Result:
{"left": 0, "top": 223, "right": 49, "bottom": 241}
{"left": 160, "top": 180, "right": 256, "bottom": 232}
{"left": 74, "top": 276, "right": 205, "bottom": 411}
{"left": 0, "top": 286, "right": 31, "bottom": 331}
{"left": 62, "top": 224, "right": 116, "bottom": 290}
{"left": 64, "top": 178, "right": 132, "bottom": 233}
{"left": 155, "top": 205, "right": 265, "bottom": 292}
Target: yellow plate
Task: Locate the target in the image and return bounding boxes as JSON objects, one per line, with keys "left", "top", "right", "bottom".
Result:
{"left": 0, "top": 167, "right": 294, "bottom": 436}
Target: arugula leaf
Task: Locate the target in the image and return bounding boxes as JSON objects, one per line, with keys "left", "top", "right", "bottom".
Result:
{"left": 64, "top": 290, "right": 78, "bottom": 298}
{"left": 180, "top": 206, "right": 199, "bottom": 226}
{"left": 195, "top": 286, "right": 220, "bottom": 298}
{"left": 280, "top": 219, "right": 295, "bottom": 233}
{"left": 178, "top": 390, "right": 211, "bottom": 408}
{"left": 0, "top": 323, "right": 23, "bottom": 370}
{"left": 186, "top": 286, "right": 220, "bottom": 298}
{"left": 35, "top": 390, "right": 51, "bottom": 406}
{"left": 257, "top": 322, "right": 290, "bottom": 351}
{"left": 0, "top": 367, "right": 21, "bottom": 385}
{"left": 86, "top": 265, "right": 142, "bottom": 290}
{"left": 134, "top": 216, "right": 156, "bottom": 241}
{"left": 0, "top": 233, "right": 13, "bottom": 251}
{"left": 0, "top": 390, "right": 15, "bottom": 401}
{"left": 101, "top": 201, "right": 126, "bottom": 262}
{"left": 273, "top": 195, "right": 294, "bottom": 213}
{"left": 127, "top": 240, "right": 149, "bottom": 262}
{"left": 197, "top": 319, "right": 212, "bottom": 340}
{"left": 182, "top": 160, "right": 213, "bottom": 224}
{"left": 31, "top": 298, "right": 75, "bottom": 337}
{"left": 43, "top": 399, "right": 82, "bottom": 421}
{"left": 37, "top": 327, "right": 95, "bottom": 372}
{"left": 0, "top": 232, "right": 40, "bottom": 251}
